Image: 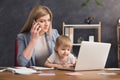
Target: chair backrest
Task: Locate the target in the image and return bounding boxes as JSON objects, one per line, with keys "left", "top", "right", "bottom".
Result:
{"left": 15, "top": 38, "right": 19, "bottom": 66}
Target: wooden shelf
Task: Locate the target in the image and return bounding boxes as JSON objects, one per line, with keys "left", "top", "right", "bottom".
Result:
{"left": 117, "top": 24, "right": 120, "bottom": 67}
{"left": 62, "top": 22, "right": 101, "bottom": 55}
{"left": 73, "top": 43, "right": 81, "bottom": 46}
{"left": 62, "top": 22, "right": 101, "bottom": 43}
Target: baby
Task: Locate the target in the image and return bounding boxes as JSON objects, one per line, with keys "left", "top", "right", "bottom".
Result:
{"left": 44, "top": 35, "right": 76, "bottom": 68}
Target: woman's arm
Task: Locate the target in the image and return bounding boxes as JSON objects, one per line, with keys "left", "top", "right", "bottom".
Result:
{"left": 23, "top": 22, "right": 41, "bottom": 60}
{"left": 17, "top": 22, "right": 41, "bottom": 66}
{"left": 17, "top": 33, "right": 37, "bottom": 66}
{"left": 22, "top": 39, "right": 37, "bottom": 60}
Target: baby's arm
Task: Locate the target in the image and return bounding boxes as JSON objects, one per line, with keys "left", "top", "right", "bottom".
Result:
{"left": 62, "top": 63, "right": 75, "bottom": 68}
{"left": 62, "top": 55, "right": 77, "bottom": 68}
{"left": 44, "top": 60, "right": 63, "bottom": 68}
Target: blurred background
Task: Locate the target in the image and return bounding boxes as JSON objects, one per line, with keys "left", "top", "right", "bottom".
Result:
{"left": 0, "top": 0, "right": 119, "bottom": 68}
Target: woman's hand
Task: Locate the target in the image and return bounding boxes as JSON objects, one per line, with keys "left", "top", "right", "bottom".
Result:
{"left": 30, "top": 22, "right": 41, "bottom": 40}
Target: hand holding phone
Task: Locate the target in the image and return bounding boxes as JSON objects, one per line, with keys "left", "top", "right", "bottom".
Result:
{"left": 33, "top": 19, "right": 41, "bottom": 31}
{"left": 31, "top": 19, "right": 41, "bottom": 40}
{"left": 33, "top": 19, "right": 36, "bottom": 24}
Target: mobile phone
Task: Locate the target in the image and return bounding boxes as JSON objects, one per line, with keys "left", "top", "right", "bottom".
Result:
{"left": 33, "top": 19, "right": 36, "bottom": 24}
{"left": 33, "top": 19, "right": 41, "bottom": 30}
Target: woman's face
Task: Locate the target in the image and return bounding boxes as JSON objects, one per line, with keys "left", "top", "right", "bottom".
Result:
{"left": 36, "top": 14, "right": 51, "bottom": 33}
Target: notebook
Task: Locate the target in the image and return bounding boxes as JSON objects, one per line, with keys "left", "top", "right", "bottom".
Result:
{"left": 57, "top": 41, "right": 111, "bottom": 71}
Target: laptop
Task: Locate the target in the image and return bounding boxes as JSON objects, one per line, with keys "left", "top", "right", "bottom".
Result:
{"left": 57, "top": 41, "right": 111, "bottom": 71}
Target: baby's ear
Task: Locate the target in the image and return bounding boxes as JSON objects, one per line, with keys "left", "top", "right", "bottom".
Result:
{"left": 54, "top": 47, "right": 57, "bottom": 53}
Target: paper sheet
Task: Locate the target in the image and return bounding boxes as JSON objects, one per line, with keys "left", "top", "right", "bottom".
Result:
{"left": 38, "top": 73, "right": 55, "bottom": 76}
{"left": 65, "top": 72, "right": 82, "bottom": 76}
{"left": 104, "top": 68, "right": 120, "bottom": 70}
{"left": 6, "top": 67, "right": 37, "bottom": 75}
{"left": 98, "top": 72, "right": 117, "bottom": 75}
{"left": 30, "top": 66, "right": 54, "bottom": 70}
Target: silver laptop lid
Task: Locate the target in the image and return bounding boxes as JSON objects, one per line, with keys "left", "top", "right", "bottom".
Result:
{"left": 75, "top": 41, "right": 111, "bottom": 71}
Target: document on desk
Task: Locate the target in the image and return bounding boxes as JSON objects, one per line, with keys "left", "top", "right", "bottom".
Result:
{"left": 30, "top": 66, "right": 54, "bottom": 70}
{"left": 104, "top": 68, "right": 120, "bottom": 70}
{"left": 0, "top": 68, "right": 6, "bottom": 72}
{"left": 38, "top": 73, "right": 55, "bottom": 76}
{"left": 65, "top": 72, "right": 82, "bottom": 76}
{"left": 6, "top": 67, "right": 37, "bottom": 75}
{"left": 98, "top": 72, "right": 117, "bottom": 75}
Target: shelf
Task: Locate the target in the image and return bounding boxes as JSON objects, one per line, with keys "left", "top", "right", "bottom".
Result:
{"left": 62, "top": 21, "right": 101, "bottom": 55}
{"left": 117, "top": 24, "right": 120, "bottom": 67}
{"left": 73, "top": 43, "right": 81, "bottom": 46}
{"left": 64, "top": 24, "right": 100, "bottom": 29}
{"left": 62, "top": 22, "right": 101, "bottom": 42}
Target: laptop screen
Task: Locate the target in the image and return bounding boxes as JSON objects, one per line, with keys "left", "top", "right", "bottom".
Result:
{"left": 75, "top": 41, "right": 111, "bottom": 71}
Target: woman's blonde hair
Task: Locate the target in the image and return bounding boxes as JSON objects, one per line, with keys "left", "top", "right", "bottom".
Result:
{"left": 20, "top": 5, "right": 53, "bottom": 36}
{"left": 54, "top": 35, "right": 73, "bottom": 53}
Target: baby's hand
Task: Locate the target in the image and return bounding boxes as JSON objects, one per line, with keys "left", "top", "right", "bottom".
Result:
{"left": 55, "top": 64, "right": 65, "bottom": 68}
{"left": 62, "top": 64, "right": 74, "bottom": 68}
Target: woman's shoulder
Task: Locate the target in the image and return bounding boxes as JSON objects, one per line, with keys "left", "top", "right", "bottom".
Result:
{"left": 52, "top": 29, "right": 59, "bottom": 34}
{"left": 51, "top": 29, "right": 59, "bottom": 38}
{"left": 17, "top": 32, "right": 31, "bottom": 39}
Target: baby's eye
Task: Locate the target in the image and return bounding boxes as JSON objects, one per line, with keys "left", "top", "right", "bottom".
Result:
{"left": 67, "top": 49, "right": 70, "bottom": 51}
{"left": 62, "top": 49, "right": 65, "bottom": 50}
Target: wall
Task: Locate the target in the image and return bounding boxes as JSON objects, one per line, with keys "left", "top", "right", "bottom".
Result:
{"left": 0, "top": 0, "right": 119, "bottom": 67}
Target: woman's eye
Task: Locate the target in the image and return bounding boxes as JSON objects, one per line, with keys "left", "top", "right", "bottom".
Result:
{"left": 40, "top": 20, "right": 44, "bottom": 23}
{"left": 48, "top": 19, "right": 51, "bottom": 22}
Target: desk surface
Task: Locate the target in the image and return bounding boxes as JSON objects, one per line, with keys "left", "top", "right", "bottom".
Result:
{"left": 0, "top": 69, "right": 120, "bottom": 80}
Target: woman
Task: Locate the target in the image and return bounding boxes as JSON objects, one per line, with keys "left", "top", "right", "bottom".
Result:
{"left": 17, "top": 5, "right": 59, "bottom": 67}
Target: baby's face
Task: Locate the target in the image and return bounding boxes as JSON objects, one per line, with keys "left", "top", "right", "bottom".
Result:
{"left": 57, "top": 45, "right": 71, "bottom": 58}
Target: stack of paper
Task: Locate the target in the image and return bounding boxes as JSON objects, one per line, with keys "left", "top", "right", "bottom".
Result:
{"left": 0, "top": 66, "right": 54, "bottom": 75}
{"left": 6, "top": 67, "right": 37, "bottom": 75}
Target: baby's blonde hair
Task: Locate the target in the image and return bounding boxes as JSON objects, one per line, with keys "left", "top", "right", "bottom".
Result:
{"left": 54, "top": 35, "right": 72, "bottom": 53}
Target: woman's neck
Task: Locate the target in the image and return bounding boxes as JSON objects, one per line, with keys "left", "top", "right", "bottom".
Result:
{"left": 39, "top": 31, "right": 45, "bottom": 36}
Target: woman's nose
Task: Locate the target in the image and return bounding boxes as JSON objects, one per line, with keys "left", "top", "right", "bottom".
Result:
{"left": 45, "top": 21, "right": 49, "bottom": 25}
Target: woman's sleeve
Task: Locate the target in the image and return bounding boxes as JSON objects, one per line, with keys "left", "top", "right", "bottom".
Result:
{"left": 17, "top": 34, "right": 29, "bottom": 66}
{"left": 48, "top": 29, "right": 60, "bottom": 53}
{"left": 52, "top": 29, "right": 60, "bottom": 41}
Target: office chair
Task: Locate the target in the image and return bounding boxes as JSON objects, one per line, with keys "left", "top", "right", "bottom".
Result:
{"left": 15, "top": 38, "right": 19, "bottom": 66}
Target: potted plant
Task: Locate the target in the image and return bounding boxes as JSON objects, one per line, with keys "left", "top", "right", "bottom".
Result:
{"left": 81, "top": 0, "right": 104, "bottom": 8}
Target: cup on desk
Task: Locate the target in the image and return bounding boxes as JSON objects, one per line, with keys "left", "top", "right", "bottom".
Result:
{"left": 89, "top": 36, "right": 94, "bottom": 42}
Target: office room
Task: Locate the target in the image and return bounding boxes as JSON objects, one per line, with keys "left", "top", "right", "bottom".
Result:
{"left": 0, "top": 0, "right": 120, "bottom": 80}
